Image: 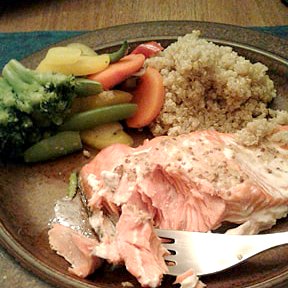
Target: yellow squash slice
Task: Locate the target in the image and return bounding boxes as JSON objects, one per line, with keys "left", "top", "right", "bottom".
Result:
{"left": 80, "top": 122, "right": 133, "bottom": 150}
{"left": 37, "top": 54, "right": 110, "bottom": 76}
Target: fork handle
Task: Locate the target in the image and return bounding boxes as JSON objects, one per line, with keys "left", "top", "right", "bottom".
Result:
{"left": 195, "top": 231, "right": 288, "bottom": 276}
{"left": 235, "top": 231, "right": 288, "bottom": 260}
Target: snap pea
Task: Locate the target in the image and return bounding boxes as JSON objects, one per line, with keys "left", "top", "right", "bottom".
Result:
{"left": 59, "top": 103, "right": 137, "bottom": 131}
{"left": 23, "top": 131, "right": 82, "bottom": 163}
{"left": 109, "top": 41, "right": 128, "bottom": 63}
{"left": 67, "top": 171, "right": 78, "bottom": 199}
{"left": 74, "top": 78, "right": 103, "bottom": 97}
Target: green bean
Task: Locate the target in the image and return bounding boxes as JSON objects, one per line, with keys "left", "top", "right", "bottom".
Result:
{"left": 23, "top": 131, "right": 82, "bottom": 163}
{"left": 74, "top": 78, "right": 103, "bottom": 97}
{"left": 67, "top": 171, "right": 78, "bottom": 199}
{"left": 59, "top": 103, "right": 137, "bottom": 131}
{"left": 109, "top": 41, "right": 128, "bottom": 63}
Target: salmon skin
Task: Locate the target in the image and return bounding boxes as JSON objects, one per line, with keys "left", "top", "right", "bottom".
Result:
{"left": 51, "top": 126, "right": 288, "bottom": 287}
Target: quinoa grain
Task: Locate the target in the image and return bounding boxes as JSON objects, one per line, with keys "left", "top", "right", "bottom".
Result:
{"left": 146, "top": 31, "right": 287, "bottom": 137}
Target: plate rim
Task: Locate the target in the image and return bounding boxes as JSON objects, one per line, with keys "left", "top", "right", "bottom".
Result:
{"left": 21, "top": 20, "right": 288, "bottom": 68}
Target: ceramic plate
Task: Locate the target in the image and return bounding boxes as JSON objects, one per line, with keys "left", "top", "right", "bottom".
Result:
{"left": 0, "top": 21, "right": 288, "bottom": 288}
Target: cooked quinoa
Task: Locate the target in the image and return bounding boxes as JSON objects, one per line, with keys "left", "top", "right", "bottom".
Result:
{"left": 235, "top": 111, "right": 288, "bottom": 146}
{"left": 146, "top": 30, "right": 286, "bottom": 136}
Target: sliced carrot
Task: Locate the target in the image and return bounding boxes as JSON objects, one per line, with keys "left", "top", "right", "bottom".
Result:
{"left": 88, "top": 54, "right": 145, "bottom": 90}
{"left": 126, "top": 67, "right": 164, "bottom": 128}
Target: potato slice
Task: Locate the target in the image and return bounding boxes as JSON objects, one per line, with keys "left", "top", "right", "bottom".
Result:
{"left": 71, "top": 90, "right": 133, "bottom": 113}
{"left": 80, "top": 122, "right": 133, "bottom": 150}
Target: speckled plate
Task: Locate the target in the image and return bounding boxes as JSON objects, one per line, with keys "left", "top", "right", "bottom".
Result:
{"left": 0, "top": 21, "right": 288, "bottom": 288}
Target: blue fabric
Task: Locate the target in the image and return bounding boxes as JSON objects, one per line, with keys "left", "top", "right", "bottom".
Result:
{"left": 0, "top": 31, "right": 85, "bottom": 69}
{"left": 0, "top": 26, "right": 287, "bottom": 69}
{"left": 254, "top": 25, "right": 288, "bottom": 39}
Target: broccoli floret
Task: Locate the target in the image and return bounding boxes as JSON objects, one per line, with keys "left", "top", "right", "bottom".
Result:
{"left": 0, "top": 77, "right": 41, "bottom": 159}
{"left": 3, "top": 60, "right": 77, "bottom": 126}
{"left": 0, "top": 59, "right": 103, "bottom": 159}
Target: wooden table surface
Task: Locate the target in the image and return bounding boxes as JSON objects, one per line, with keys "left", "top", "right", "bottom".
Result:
{"left": 0, "top": 0, "right": 288, "bottom": 32}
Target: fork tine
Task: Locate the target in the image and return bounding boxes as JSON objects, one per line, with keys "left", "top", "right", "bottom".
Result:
{"left": 161, "top": 242, "right": 176, "bottom": 251}
{"left": 156, "top": 228, "right": 177, "bottom": 240}
{"left": 165, "top": 265, "right": 179, "bottom": 276}
{"left": 162, "top": 253, "right": 177, "bottom": 262}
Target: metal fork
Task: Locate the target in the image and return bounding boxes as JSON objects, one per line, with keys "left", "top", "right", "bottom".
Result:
{"left": 156, "top": 229, "right": 288, "bottom": 276}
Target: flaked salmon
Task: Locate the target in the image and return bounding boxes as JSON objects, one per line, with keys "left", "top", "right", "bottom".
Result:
{"left": 50, "top": 126, "right": 288, "bottom": 287}
{"left": 48, "top": 224, "right": 102, "bottom": 277}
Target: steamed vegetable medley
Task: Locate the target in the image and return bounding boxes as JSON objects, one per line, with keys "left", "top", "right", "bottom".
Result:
{"left": 0, "top": 41, "right": 165, "bottom": 162}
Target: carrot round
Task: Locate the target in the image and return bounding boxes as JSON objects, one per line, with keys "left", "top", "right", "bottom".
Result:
{"left": 88, "top": 54, "right": 145, "bottom": 90}
{"left": 126, "top": 67, "right": 164, "bottom": 128}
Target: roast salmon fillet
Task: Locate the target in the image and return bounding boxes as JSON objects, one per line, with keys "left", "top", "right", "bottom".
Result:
{"left": 50, "top": 126, "right": 288, "bottom": 287}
